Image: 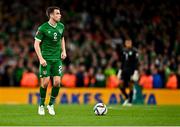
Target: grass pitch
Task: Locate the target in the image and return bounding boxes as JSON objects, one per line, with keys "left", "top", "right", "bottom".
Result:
{"left": 0, "top": 104, "right": 180, "bottom": 126}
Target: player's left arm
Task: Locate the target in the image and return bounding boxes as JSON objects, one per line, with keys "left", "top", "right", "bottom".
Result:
{"left": 61, "top": 37, "right": 67, "bottom": 60}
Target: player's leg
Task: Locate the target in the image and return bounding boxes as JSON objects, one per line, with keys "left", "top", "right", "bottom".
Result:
{"left": 126, "top": 70, "right": 136, "bottom": 105}
{"left": 124, "top": 72, "right": 134, "bottom": 106}
{"left": 47, "top": 76, "right": 61, "bottom": 115}
{"left": 121, "top": 72, "right": 133, "bottom": 106}
{"left": 49, "top": 76, "right": 61, "bottom": 106}
{"left": 119, "top": 71, "right": 129, "bottom": 103}
{"left": 40, "top": 77, "right": 50, "bottom": 106}
{"left": 119, "top": 81, "right": 128, "bottom": 101}
{"left": 47, "top": 60, "right": 62, "bottom": 115}
{"left": 121, "top": 80, "right": 130, "bottom": 106}
{"left": 38, "top": 77, "right": 50, "bottom": 115}
{"left": 38, "top": 63, "right": 50, "bottom": 115}
{"left": 128, "top": 81, "right": 134, "bottom": 104}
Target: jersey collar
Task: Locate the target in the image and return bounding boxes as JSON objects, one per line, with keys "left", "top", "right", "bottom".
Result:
{"left": 48, "top": 22, "right": 57, "bottom": 28}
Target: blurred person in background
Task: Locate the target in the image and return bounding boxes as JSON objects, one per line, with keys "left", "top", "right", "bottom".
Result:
{"left": 152, "top": 66, "right": 163, "bottom": 88}
{"left": 20, "top": 68, "right": 38, "bottom": 87}
{"left": 1, "top": 65, "right": 14, "bottom": 86}
{"left": 34, "top": 6, "right": 66, "bottom": 116}
{"left": 95, "top": 68, "right": 106, "bottom": 87}
{"left": 166, "top": 71, "right": 178, "bottom": 89}
{"left": 139, "top": 69, "right": 153, "bottom": 89}
{"left": 61, "top": 64, "right": 76, "bottom": 87}
{"left": 76, "top": 64, "right": 85, "bottom": 87}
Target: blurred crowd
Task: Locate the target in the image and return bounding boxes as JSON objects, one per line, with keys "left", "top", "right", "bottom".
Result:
{"left": 0, "top": 0, "right": 179, "bottom": 88}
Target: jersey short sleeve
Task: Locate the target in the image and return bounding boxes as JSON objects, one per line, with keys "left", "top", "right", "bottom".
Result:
{"left": 35, "top": 26, "right": 44, "bottom": 42}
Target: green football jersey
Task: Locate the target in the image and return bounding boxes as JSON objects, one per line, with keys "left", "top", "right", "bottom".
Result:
{"left": 35, "top": 22, "right": 64, "bottom": 60}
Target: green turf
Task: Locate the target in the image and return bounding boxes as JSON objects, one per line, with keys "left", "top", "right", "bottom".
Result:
{"left": 0, "top": 105, "right": 180, "bottom": 126}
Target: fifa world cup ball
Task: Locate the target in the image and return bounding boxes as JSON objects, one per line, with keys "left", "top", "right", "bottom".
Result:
{"left": 93, "top": 103, "right": 108, "bottom": 115}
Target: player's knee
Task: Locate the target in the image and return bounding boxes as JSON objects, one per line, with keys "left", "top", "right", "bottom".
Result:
{"left": 54, "top": 79, "right": 60, "bottom": 87}
{"left": 41, "top": 84, "right": 48, "bottom": 88}
{"left": 41, "top": 79, "right": 50, "bottom": 88}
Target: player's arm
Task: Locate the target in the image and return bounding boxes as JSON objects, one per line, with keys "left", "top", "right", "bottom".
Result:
{"left": 34, "top": 40, "right": 47, "bottom": 66}
{"left": 61, "top": 37, "right": 67, "bottom": 60}
{"left": 34, "top": 28, "right": 47, "bottom": 66}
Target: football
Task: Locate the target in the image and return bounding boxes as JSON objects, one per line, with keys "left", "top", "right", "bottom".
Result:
{"left": 93, "top": 103, "right": 108, "bottom": 115}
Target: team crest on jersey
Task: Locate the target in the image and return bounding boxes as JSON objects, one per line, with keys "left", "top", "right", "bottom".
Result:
{"left": 129, "top": 51, "right": 132, "bottom": 55}
{"left": 43, "top": 70, "right": 47, "bottom": 75}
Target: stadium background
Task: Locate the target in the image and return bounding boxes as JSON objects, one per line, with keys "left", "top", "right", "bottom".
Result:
{"left": 0, "top": 0, "right": 180, "bottom": 105}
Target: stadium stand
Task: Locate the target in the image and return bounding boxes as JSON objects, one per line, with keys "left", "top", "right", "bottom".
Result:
{"left": 0, "top": 0, "right": 179, "bottom": 88}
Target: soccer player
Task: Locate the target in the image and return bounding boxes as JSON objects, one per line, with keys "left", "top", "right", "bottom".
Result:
{"left": 34, "top": 6, "right": 66, "bottom": 115}
{"left": 117, "top": 38, "right": 139, "bottom": 106}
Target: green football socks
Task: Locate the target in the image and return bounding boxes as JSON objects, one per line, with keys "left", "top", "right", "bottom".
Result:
{"left": 49, "top": 86, "right": 60, "bottom": 105}
{"left": 40, "top": 86, "right": 47, "bottom": 106}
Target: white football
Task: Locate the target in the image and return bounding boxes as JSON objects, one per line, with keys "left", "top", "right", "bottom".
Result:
{"left": 93, "top": 103, "right": 108, "bottom": 115}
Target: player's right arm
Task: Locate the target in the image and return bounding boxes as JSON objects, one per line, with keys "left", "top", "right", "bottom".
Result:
{"left": 34, "top": 27, "right": 47, "bottom": 67}
{"left": 34, "top": 40, "right": 47, "bottom": 66}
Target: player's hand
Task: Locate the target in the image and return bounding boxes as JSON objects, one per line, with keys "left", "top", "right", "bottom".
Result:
{"left": 131, "top": 70, "right": 139, "bottom": 82}
{"left": 40, "top": 58, "right": 47, "bottom": 67}
{"left": 61, "top": 51, "right": 67, "bottom": 60}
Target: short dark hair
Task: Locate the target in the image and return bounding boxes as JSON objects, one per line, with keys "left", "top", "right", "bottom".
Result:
{"left": 125, "top": 36, "right": 132, "bottom": 41}
{"left": 46, "top": 6, "right": 60, "bottom": 18}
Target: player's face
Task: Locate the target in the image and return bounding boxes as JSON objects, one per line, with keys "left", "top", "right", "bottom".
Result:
{"left": 125, "top": 40, "right": 132, "bottom": 49}
{"left": 51, "top": 9, "right": 61, "bottom": 22}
